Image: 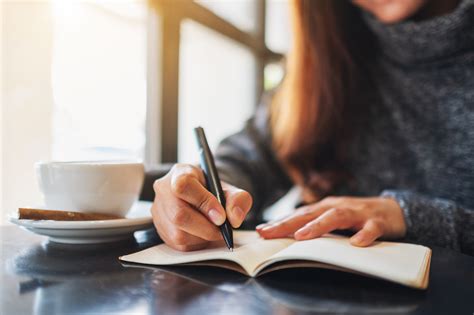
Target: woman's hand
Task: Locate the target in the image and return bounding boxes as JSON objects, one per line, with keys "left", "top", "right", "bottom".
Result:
{"left": 257, "top": 196, "right": 406, "bottom": 246}
{"left": 151, "top": 164, "right": 253, "bottom": 251}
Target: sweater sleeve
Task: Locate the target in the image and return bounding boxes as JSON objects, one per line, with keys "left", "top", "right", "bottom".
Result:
{"left": 381, "top": 190, "right": 474, "bottom": 255}
{"left": 214, "top": 101, "right": 294, "bottom": 225}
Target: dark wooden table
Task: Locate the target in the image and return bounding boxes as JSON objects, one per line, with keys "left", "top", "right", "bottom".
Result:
{"left": 1, "top": 225, "right": 473, "bottom": 315}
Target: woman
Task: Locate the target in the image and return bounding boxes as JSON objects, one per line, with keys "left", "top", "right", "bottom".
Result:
{"left": 151, "top": 0, "right": 474, "bottom": 255}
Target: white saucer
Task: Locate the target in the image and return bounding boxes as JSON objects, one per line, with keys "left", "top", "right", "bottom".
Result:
{"left": 10, "top": 201, "right": 155, "bottom": 244}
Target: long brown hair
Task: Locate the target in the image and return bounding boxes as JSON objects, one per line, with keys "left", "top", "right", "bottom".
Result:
{"left": 271, "top": 0, "right": 375, "bottom": 202}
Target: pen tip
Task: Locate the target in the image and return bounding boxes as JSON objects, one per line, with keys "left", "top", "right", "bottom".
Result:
{"left": 230, "top": 247, "right": 233, "bottom": 252}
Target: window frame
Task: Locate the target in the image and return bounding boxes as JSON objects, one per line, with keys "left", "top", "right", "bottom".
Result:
{"left": 146, "top": 0, "right": 282, "bottom": 164}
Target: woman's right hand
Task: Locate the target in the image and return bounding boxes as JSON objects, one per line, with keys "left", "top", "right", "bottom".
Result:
{"left": 151, "top": 164, "right": 253, "bottom": 251}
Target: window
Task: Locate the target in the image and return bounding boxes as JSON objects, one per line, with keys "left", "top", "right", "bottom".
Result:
{"left": 1, "top": 0, "right": 289, "bottom": 223}
{"left": 148, "top": 0, "right": 285, "bottom": 164}
{"left": 178, "top": 19, "right": 257, "bottom": 163}
{"left": 1, "top": 0, "right": 148, "bottom": 223}
{"left": 51, "top": 1, "right": 147, "bottom": 161}
{"left": 196, "top": 0, "right": 259, "bottom": 33}
{"left": 265, "top": 0, "right": 291, "bottom": 54}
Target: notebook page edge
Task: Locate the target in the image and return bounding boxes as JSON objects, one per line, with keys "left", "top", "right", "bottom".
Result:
{"left": 119, "top": 231, "right": 293, "bottom": 275}
{"left": 263, "top": 234, "right": 431, "bottom": 289}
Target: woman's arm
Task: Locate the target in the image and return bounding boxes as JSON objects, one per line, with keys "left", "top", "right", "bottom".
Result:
{"left": 214, "top": 101, "right": 294, "bottom": 225}
{"left": 381, "top": 190, "right": 474, "bottom": 255}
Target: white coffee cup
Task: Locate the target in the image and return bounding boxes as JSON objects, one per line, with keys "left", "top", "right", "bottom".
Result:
{"left": 35, "top": 161, "right": 145, "bottom": 217}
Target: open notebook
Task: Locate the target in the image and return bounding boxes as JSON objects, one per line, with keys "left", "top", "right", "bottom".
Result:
{"left": 120, "top": 231, "right": 431, "bottom": 289}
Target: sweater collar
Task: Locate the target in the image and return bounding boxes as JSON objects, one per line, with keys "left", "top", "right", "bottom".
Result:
{"left": 363, "top": 0, "right": 474, "bottom": 65}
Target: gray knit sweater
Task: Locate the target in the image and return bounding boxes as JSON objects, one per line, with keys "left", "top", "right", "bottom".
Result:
{"left": 215, "top": 1, "right": 474, "bottom": 255}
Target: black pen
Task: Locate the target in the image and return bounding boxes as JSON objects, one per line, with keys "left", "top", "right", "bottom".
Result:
{"left": 194, "top": 127, "right": 234, "bottom": 251}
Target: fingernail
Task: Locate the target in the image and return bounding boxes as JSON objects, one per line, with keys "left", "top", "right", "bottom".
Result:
{"left": 233, "top": 207, "right": 244, "bottom": 220}
{"left": 208, "top": 209, "right": 225, "bottom": 225}
{"left": 296, "top": 227, "right": 310, "bottom": 238}
{"left": 261, "top": 226, "right": 273, "bottom": 232}
{"left": 256, "top": 223, "right": 267, "bottom": 230}
{"left": 351, "top": 235, "right": 364, "bottom": 245}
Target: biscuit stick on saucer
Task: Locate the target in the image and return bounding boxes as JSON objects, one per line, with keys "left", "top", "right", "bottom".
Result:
{"left": 18, "top": 208, "right": 123, "bottom": 221}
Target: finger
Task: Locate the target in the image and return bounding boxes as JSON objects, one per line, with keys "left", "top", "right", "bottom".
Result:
{"left": 172, "top": 163, "right": 206, "bottom": 184}
{"left": 171, "top": 170, "right": 226, "bottom": 225}
{"left": 350, "top": 219, "right": 384, "bottom": 247}
{"left": 256, "top": 196, "right": 351, "bottom": 235}
{"left": 294, "top": 208, "right": 361, "bottom": 240}
{"left": 257, "top": 203, "right": 334, "bottom": 239}
{"left": 153, "top": 213, "right": 206, "bottom": 250}
{"left": 172, "top": 243, "right": 210, "bottom": 252}
{"left": 256, "top": 223, "right": 268, "bottom": 230}
{"left": 223, "top": 184, "right": 253, "bottom": 228}
{"left": 164, "top": 200, "right": 222, "bottom": 241}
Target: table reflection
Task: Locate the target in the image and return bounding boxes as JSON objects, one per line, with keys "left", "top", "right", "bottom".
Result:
{"left": 7, "top": 235, "right": 426, "bottom": 315}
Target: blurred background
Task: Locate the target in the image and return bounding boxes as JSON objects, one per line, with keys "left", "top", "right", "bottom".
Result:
{"left": 0, "top": 0, "right": 290, "bottom": 223}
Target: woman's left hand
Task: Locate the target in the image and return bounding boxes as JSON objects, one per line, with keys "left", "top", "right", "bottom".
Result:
{"left": 256, "top": 196, "right": 407, "bottom": 247}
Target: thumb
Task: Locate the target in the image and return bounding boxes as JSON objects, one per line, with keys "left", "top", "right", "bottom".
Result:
{"left": 222, "top": 182, "right": 253, "bottom": 228}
